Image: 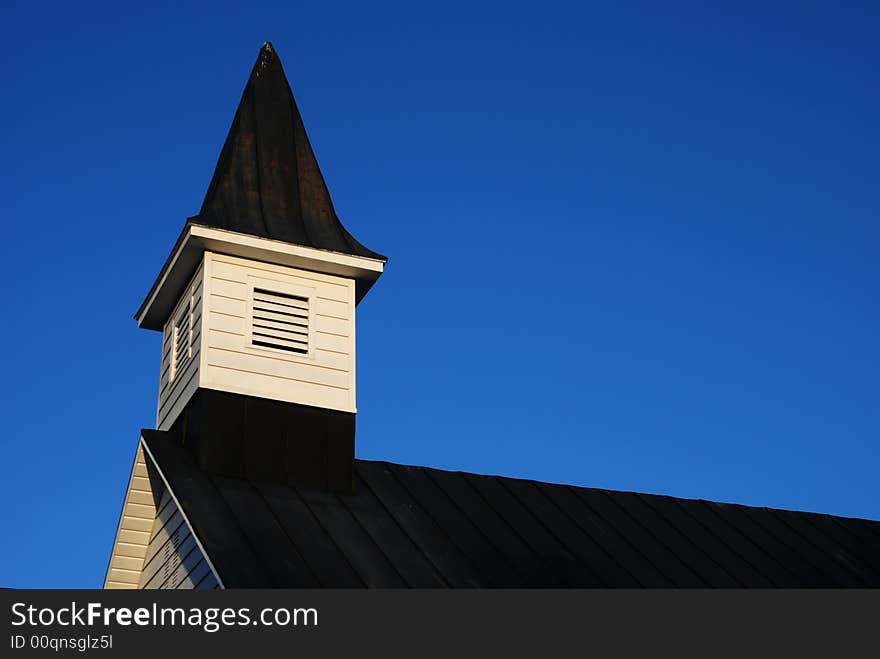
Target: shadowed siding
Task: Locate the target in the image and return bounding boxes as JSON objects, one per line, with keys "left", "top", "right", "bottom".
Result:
{"left": 157, "top": 263, "right": 204, "bottom": 430}
{"left": 138, "top": 485, "right": 218, "bottom": 589}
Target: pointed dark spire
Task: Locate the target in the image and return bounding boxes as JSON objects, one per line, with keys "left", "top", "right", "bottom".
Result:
{"left": 196, "top": 42, "right": 385, "bottom": 261}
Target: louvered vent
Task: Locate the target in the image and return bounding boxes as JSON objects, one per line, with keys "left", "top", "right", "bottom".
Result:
{"left": 251, "top": 288, "right": 310, "bottom": 354}
{"left": 171, "top": 301, "right": 191, "bottom": 381}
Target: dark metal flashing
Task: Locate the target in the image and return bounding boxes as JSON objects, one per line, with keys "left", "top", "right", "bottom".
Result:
{"left": 169, "top": 388, "right": 355, "bottom": 493}
{"left": 195, "top": 43, "right": 385, "bottom": 261}
{"left": 141, "top": 431, "right": 880, "bottom": 588}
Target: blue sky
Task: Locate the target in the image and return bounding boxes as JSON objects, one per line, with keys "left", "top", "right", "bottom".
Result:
{"left": 1, "top": 2, "right": 877, "bottom": 587}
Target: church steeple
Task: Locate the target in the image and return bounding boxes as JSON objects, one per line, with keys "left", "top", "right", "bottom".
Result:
{"left": 134, "top": 44, "right": 386, "bottom": 492}
{"left": 197, "top": 43, "right": 384, "bottom": 261}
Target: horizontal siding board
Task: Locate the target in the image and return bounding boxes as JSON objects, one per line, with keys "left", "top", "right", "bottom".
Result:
{"left": 149, "top": 494, "right": 177, "bottom": 537}
{"left": 160, "top": 349, "right": 200, "bottom": 405}
{"left": 210, "top": 256, "right": 350, "bottom": 301}
{"left": 177, "top": 558, "right": 213, "bottom": 590}
{"left": 143, "top": 533, "right": 197, "bottom": 589}
{"left": 149, "top": 504, "right": 184, "bottom": 544}
{"left": 203, "top": 365, "right": 352, "bottom": 411}
{"left": 314, "top": 315, "right": 349, "bottom": 337}
{"left": 125, "top": 490, "right": 156, "bottom": 506}
{"left": 211, "top": 277, "right": 248, "bottom": 300}
{"left": 121, "top": 516, "right": 154, "bottom": 533}
{"left": 206, "top": 349, "right": 350, "bottom": 388}
{"left": 115, "top": 542, "right": 148, "bottom": 559}
{"left": 130, "top": 476, "right": 151, "bottom": 492}
{"left": 147, "top": 515, "right": 185, "bottom": 558}
{"left": 210, "top": 295, "right": 246, "bottom": 317}
{"left": 314, "top": 332, "right": 350, "bottom": 354}
{"left": 158, "top": 537, "right": 202, "bottom": 589}
{"left": 315, "top": 297, "right": 349, "bottom": 319}
{"left": 194, "top": 572, "right": 219, "bottom": 590}
{"left": 157, "top": 358, "right": 200, "bottom": 430}
{"left": 159, "top": 363, "right": 192, "bottom": 399}
{"left": 110, "top": 555, "right": 144, "bottom": 571}
{"left": 141, "top": 522, "right": 188, "bottom": 585}
{"left": 107, "top": 568, "right": 140, "bottom": 584}
{"left": 155, "top": 488, "right": 172, "bottom": 513}
{"left": 209, "top": 311, "right": 246, "bottom": 334}
{"left": 124, "top": 502, "right": 155, "bottom": 519}
{"left": 118, "top": 529, "right": 151, "bottom": 545}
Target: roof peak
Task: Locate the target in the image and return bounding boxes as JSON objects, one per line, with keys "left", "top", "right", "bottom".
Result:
{"left": 195, "top": 43, "right": 385, "bottom": 261}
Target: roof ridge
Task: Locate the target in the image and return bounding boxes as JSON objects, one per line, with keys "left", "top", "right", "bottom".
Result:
{"left": 353, "top": 458, "right": 880, "bottom": 523}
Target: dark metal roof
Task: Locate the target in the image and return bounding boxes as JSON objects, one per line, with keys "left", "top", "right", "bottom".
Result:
{"left": 194, "top": 43, "right": 385, "bottom": 261}
{"left": 143, "top": 430, "right": 880, "bottom": 588}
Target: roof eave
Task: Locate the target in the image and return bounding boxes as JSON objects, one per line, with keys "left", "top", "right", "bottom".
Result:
{"left": 135, "top": 221, "right": 386, "bottom": 331}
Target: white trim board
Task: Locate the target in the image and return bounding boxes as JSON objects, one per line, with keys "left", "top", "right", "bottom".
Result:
{"left": 136, "top": 223, "right": 384, "bottom": 331}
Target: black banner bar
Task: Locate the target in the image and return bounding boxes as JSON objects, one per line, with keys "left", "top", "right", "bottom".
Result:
{"left": 2, "top": 589, "right": 877, "bottom": 657}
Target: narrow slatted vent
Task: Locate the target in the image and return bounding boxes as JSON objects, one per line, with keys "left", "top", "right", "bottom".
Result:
{"left": 170, "top": 300, "right": 192, "bottom": 381}
{"left": 251, "top": 288, "right": 309, "bottom": 354}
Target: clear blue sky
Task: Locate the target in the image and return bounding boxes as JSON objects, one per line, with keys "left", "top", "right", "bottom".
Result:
{"left": 1, "top": 2, "right": 877, "bottom": 587}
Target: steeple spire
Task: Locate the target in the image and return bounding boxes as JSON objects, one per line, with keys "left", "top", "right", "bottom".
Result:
{"left": 196, "top": 42, "right": 385, "bottom": 261}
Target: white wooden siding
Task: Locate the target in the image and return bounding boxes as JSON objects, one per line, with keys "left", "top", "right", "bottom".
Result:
{"left": 105, "top": 437, "right": 222, "bottom": 589}
{"left": 200, "top": 252, "right": 356, "bottom": 413}
{"left": 156, "top": 263, "right": 204, "bottom": 430}
{"left": 104, "top": 444, "right": 158, "bottom": 589}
